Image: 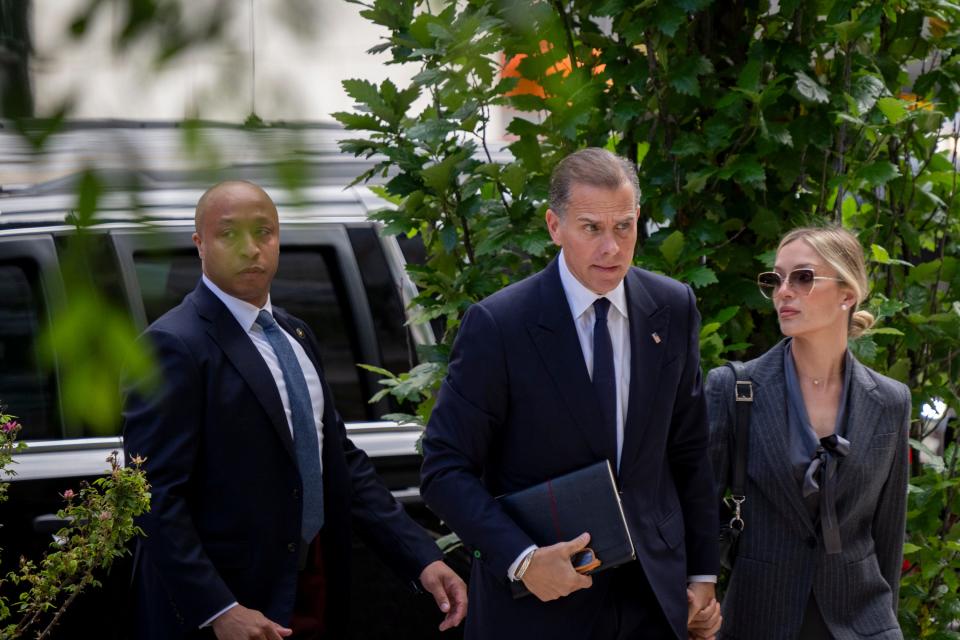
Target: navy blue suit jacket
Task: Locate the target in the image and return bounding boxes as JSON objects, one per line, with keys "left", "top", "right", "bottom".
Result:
{"left": 123, "top": 282, "right": 441, "bottom": 639}
{"left": 421, "top": 259, "right": 718, "bottom": 639}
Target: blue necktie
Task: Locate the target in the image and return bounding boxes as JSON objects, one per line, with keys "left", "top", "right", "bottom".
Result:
{"left": 256, "top": 310, "right": 324, "bottom": 542}
{"left": 592, "top": 298, "right": 618, "bottom": 464}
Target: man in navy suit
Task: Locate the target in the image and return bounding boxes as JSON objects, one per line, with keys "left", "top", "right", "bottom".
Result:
{"left": 420, "top": 148, "right": 720, "bottom": 639}
{"left": 123, "top": 181, "right": 466, "bottom": 640}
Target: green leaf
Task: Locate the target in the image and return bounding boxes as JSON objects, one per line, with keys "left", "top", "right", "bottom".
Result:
{"left": 761, "top": 121, "right": 793, "bottom": 147}
{"left": 685, "top": 266, "right": 719, "bottom": 288}
{"left": 670, "top": 56, "right": 713, "bottom": 98}
{"left": 737, "top": 58, "right": 762, "bottom": 91}
{"left": 672, "top": 134, "right": 704, "bottom": 157}
{"left": 871, "top": 244, "right": 891, "bottom": 264}
{"left": 500, "top": 163, "right": 526, "bottom": 196}
{"left": 876, "top": 97, "right": 908, "bottom": 124}
{"left": 660, "top": 230, "right": 685, "bottom": 265}
{"left": 749, "top": 209, "right": 781, "bottom": 240}
{"left": 856, "top": 161, "right": 900, "bottom": 186}
{"left": 331, "top": 111, "right": 387, "bottom": 132}
{"left": 700, "top": 322, "right": 721, "bottom": 339}
{"left": 421, "top": 155, "right": 458, "bottom": 192}
{"left": 886, "top": 358, "right": 911, "bottom": 383}
{"left": 636, "top": 142, "right": 651, "bottom": 167}
{"left": 902, "top": 543, "right": 921, "bottom": 555}
{"left": 795, "top": 72, "right": 830, "bottom": 104}
{"left": 671, "top": 73, "right": 701, "bottom": 97}
{"left": 755, "top": 249, "right": 777, "bottom": 269}
{"left": 440, "top": 224, "right": 458, "bottom": 253}
{"left": 653, "top": 3, "right": 685, "bottom": 37}
{"left": 867, "top": 327, "right": 905, "bottom": 336}
{"left": 850, "top": 74, "right": 887, "bottom": 115}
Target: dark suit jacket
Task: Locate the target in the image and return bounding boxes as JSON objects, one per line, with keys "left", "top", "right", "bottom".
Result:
{"left": 706, "top": 341, "right": 909, "bottom": 640}
{"left": 420, "top": 258, "right": 718, "bottom": 640}
{"left": 122, "top": 281, "right": 441, "bottom": 639}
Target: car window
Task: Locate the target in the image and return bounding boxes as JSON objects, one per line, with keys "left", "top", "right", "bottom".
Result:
{"left": 131, "top": 248, "right": 369, "bottom": 420}
{"left": 347, "top": 226, "right": 416, "bottom": 381}
{"left": 0, "top": 260, "right": 60, "bottom": 440}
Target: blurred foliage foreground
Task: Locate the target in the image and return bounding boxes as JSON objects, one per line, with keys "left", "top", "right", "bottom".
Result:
{"left": 337, "top": 0, "right": 960, "bottom": 636}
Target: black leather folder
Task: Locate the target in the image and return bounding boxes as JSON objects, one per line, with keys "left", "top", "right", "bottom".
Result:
{"left": 497, "top": 460, "right": 636, "bottom": 597}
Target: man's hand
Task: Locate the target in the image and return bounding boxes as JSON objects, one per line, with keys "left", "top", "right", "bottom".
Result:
{"left": 419, "top": 560, "right": 468, "bottom": 631}
{"left": 686, "top": 583, "right": 721, "bottom": 640}
{"left": 211, "top": 604, "right": 292, "bottom": 640}
{"left": 521, "top": 532, "right": 593, "bottom": 602}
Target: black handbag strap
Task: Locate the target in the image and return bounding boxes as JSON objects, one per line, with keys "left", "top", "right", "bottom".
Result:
{"left": 724, "top": 361, "right": 752, "bottom": 506}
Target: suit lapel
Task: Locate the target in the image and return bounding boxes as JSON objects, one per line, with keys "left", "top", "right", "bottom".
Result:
{"left": 836, "top": 358, "right": 883, "bottom": 481}
{"left": 749, "top": 342, "right": 817, "bottom": 536}
{"left": 191, "top": 283, "right": 297, "bottom": 463}
{"left": 527, "top": 260, "right": 610, "bottom": 463}
{"left": 619, "top": 269, "right": 670, "bottom": 473}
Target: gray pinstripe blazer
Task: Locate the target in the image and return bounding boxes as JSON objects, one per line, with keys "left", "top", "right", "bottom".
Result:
{"left": 706, "top": 340, "right": 910, "bottom": 640}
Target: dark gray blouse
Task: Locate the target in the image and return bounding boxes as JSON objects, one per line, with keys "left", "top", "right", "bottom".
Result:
{"left": 783, "top": 339, "right": 853, "bottom": 554}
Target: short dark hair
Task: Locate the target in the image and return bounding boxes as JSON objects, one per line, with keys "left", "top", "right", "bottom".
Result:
{"left": 548, "top": 148, "right": 639, "bottom": 216}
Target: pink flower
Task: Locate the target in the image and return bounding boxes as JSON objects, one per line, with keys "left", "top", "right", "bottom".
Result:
{"left": 1, "top": 420, "right": 19, "bottom": 433}
{"left": 98, "top": 511, "right": 112, "bottom": 521}
{"left": 62, "top": 489, "right": 75, "bottom": 500}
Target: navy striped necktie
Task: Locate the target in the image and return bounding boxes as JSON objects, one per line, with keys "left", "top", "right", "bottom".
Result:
{"left": 256, "top": 310, "right": 324, "bottom": 543}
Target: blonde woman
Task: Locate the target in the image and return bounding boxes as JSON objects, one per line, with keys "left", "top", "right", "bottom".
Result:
{"left": 707, "top": 227, "right": 910, "bottom": 640}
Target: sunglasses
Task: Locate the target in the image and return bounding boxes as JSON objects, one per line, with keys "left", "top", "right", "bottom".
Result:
{"left": 757, "top": 269, "right": 843, "bottom": 299}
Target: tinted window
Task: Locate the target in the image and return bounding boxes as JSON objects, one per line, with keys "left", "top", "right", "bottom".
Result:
{"left": 347, "top": 226, "right": 416, "bottom": 377}
{"left": 54, "top": 233, "right": 128, "bottom": 310}
{"left": 132, "top": 248, "right": 368, "bottom": 420}
{"left": 0, "top": 261, "right": 60, "bottom": 439}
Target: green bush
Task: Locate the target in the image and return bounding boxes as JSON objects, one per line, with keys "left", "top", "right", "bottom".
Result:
{"left": 338, "top": 0, "right": 960, "bottom": 635}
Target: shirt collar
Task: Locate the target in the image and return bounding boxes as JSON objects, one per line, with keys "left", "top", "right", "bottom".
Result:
{"left": 202, "top": 274, "right": 273, "bottom": 332}
{"left": 556, "top": 250, "right": 628, "bottom": 320}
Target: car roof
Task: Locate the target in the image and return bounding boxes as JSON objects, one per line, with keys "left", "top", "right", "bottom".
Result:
{"left": 0, "top": 121, "right": 397, "bottom": 233}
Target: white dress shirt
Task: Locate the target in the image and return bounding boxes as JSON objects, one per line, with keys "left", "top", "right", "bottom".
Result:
{"left": 199, "top": 275, "right": 327, "bottom": 626}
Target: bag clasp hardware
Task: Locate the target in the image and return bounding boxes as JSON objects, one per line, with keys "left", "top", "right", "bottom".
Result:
{"left": 724, "top": 494, "right": 746, "bottom": 531}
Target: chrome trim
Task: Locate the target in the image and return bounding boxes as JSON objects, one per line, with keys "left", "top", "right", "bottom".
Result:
{"left": 8, "top": 422, "right": 421, "bottom": 482}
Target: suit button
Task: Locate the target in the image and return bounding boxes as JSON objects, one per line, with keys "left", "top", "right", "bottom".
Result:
{"left": 288, "top": 542, "right": 297, "bottom": 553}
{"left": 292, "top": 488, "right": 300, "bottom": 498}
{"left": 806, "top": 536, "right": 817, "bottom": 549}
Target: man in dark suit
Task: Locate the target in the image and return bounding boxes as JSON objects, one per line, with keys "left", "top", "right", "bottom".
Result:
{"left": 420, "top": 148, "right": 720, "bottom": 639}
{"left": 123, "top": 181, "right": 466, "bottom": 640}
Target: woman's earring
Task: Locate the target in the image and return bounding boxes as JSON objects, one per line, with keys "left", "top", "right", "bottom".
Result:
{"left": 841, "top": 304, "right": 849, "bottom": 310}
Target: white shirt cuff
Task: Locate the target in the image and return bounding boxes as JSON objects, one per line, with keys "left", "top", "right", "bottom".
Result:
{"left": 507, "top": 545, "right": 538, "bottom": 581}
{"left": 200, "top": 602, "right": 238, "bottom": 628}
{"left": 687, "top": 575, "right": 717, "bottom": 583}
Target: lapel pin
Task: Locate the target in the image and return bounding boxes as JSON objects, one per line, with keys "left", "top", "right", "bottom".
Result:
{"left": 651, "top": 332, "right": 661, "bottom": 344}
{"left": 295, "top": 328, "right": 305, "bottom": 339}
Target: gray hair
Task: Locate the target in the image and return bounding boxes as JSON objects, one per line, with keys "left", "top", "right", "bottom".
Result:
{"left": 548, "top": 147, "right": 639, "bottom": 216}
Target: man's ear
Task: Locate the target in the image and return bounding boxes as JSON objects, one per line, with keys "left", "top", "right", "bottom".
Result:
{"left": 545, "top": 209, "right": 562, "bottom": 246}
{"left": 192, "top": 232, "right": 203, "bottom": 259}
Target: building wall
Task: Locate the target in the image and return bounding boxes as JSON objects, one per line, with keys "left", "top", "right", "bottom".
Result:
{"left": 30, "top": 0, "right": 421, "bottom": 123}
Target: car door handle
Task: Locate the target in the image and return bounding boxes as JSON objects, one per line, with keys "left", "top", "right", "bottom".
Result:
{"left": 33, "top": 514, "right": 73, "bottom": 535}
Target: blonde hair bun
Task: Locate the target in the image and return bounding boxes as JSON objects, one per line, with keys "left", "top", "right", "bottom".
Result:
{"left": 849, "top": 309, "right": 875, "bottom": 339}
